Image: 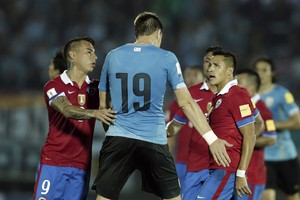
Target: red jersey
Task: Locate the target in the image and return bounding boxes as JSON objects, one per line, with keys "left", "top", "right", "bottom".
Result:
{"left": 167, "top": 99, "right": 193, "bottom": 163}
{"left": 41, "top": 71, "right": 99, "bottom": 170}
{"left": 208, "top": 80, "right": 255, "bottom": 172}
{"left": 247, "top": 94, "right": 277, "bottom": 184}
{"left": 174, "top": 81, "right": 214, "bottom": 171}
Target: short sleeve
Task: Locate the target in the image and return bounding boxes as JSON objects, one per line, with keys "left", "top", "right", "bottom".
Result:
{"left": 165, "top": 52, "right": 185, "bottom": 90}
{"left": 99, "top": 53, "right": 111, "bottom": 92}
{"left": 231, "top": 90, "right": 255, "bottom": 128}
{"left": 44, "top": 81, "right": 66, "bottom": 106}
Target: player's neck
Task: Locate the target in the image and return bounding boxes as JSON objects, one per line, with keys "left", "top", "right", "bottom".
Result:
{"left": 135, "top": 36, "right": 158, "bottom": 47}
{"left": 67, "top": 68, "right": 87, "bottom": 88}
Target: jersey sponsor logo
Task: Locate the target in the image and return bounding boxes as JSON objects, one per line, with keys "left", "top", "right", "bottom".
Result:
{"left": 266, "top": 119, "right": 276, "bottom": 131}
{"left": 239, "top": 104, "right": 251, "bottom": 117}
{"left": 78, "top": 94, "right": 86, "bottom": 106}
{"left": 285, "top": 92, "right": 294, "bottom": 104}
{"left": 68, "top": 90, "right": 75, "bottom": 94}
{"left": 46, "top": 88, "right": 57, "bottom": 98}
{"left": 134, "top": 47, "right": 141, "bottom": 52}
{"left": 215, "top": 99, "right": 222, "bottom": 109}
{"left": 176, "top": 62, "right": 182, "bottom": 76}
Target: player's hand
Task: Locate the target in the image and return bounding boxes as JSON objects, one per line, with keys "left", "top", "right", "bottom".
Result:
{"left": 235, "top": 176, "right": 252, "bottom": 198}
{"left": 209, "top": 139, "right": 232, "bottom": 167}
{"left": 94, "top": 108, "right": 117, "bottom": 125}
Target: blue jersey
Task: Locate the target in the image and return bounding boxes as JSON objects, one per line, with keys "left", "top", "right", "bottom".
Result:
{"left": 99, "top": 44, "right": 185, "bottom": 144}
{"left": 260, "top": 84, "right": 299, "bottom": 161}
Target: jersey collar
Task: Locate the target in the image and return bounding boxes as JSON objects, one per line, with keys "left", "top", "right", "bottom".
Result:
{"left": 60, "top": 70, "right": 91, "bottom": 86}
{"left": 217, "top": 79, "right": 238, "bottom": 96}
{"left": 251, "top": 93, "right": 261, "bottom": 104}
{"left": 200, "top": 79, "right": 210, "bottom": 91}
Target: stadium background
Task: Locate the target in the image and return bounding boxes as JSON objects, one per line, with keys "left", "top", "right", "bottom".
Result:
{"left": 0, "top": 0, "right": 300, "bottom": 199}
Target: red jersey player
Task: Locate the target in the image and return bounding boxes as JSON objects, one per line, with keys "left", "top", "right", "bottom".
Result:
{"left": 195, "top": 50, "right": 256, "bottom": 199}
{"left": 33, "top": 37, "right": 116, "bottom": 200}
{"left": 165, "top": 65, "right": 204, "bottom": 193}
{"left": 235, "top": 69, "right": 277, "bottom": 200}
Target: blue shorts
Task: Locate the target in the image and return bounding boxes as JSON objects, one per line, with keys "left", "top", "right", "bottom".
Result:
{"left": 175, "top": 162, "right": 187, "bottom": 194}
{"left": 196, "top": 169, "right": 235, "bottom": 200}
{"left": 183, "top": 169, "right": 209, "bottom": 200}
{"left": 33, "top": 163, "right": 90, "bottom": 200}
{"left": 232, "top": 184, "right": 265, "bottom": 200}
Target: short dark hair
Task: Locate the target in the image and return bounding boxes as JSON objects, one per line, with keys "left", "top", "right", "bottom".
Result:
{"left": 52, "top": 49, "right": 67, "bottom": 74}
{"left": 134, "top": 12, "right": 163, "bottom": 37}
{"left": 236, "top": 68, "right": 261, "bottom": 91}
{"left": 212, "top": 50, "right": 236, "bottom": 72}
{"left": 252, "top": 56, "right": 276, "bottom": 83}
{"left": 63, "top": 36, "right": 95, "bottom": 63}
{"left": 205, "top": 46, "right": 223, "bottom": 55}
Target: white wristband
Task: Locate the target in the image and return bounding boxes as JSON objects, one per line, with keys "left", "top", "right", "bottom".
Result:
{"left": 203, "top": 130, "right": 218, "bottom": 145}
{"left": 236, "top": 169, "right": 246, "bottom": 177}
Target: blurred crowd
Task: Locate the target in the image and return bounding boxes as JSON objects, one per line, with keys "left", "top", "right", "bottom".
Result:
{"left": 1, "top": 1, "right": 300, "bottom": 199}
{"left": 0, "top": 0, "right": 300, "bottom": 101}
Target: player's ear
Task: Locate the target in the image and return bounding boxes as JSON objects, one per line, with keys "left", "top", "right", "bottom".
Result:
{"left": 227, "top": 67, "right": 233, "bottom": 76}
{"left": 68, "top": 50, "right": 76, "bottom": 60}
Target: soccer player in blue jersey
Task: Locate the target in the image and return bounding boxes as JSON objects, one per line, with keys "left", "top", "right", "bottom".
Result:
{"left": 253, "top": 57, "right": 300, "bottom": 200}
{"left": 92, "top": 12, "right": 232, "bottom": 200}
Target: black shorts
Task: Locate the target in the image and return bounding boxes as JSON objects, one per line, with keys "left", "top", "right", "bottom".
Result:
{"left": 92, "top": 136, "right": 180, "bottom": 199}
{"left": 265, "top": 158, "right": 300, "bottom": 195}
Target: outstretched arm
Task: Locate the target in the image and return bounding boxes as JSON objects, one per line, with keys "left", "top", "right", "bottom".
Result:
{"left": 51, "top": 95, "right": 116, "bottom": 125}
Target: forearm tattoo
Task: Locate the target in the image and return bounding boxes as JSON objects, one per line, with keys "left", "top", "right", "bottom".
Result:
{"left": 52, "top": 96, "right": 93, "bottom": 120}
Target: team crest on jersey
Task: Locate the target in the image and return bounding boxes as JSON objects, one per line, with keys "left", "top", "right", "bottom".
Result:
{"left": 215, "top": 99, "right": 222, "bottom": 109}
{"left": 38, "top": 196, "right": 47, "bottom": 200}
{"left": 78, "top": 94, "right": 86, "bottom": 106}
{"left": 265, "top": 97, "right": 274, "bottom": 107}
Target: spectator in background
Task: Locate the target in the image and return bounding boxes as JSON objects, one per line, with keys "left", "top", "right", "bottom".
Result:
{"left": 253, "top": 57, "right": 300, "bottom": 200}
{"left": 48, "top": 49, "right": 67, "bottom": 79}
{"left": 33, "top": 36, "right": 116, "bottom": 200}
{"left": 235, "top": 68, "right": 277, "bottom": 200}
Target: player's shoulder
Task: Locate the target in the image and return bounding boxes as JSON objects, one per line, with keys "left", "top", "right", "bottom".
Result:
{"left": 44, "top": 76, "right": 63, "bottom": 89}
{"left": 188, "top": 82, "right": 204, "bottom": 92}
{"left": 89, "top": 79, "right": 99, "bottom": 85}
{"left": 230, "top": 85, "right": 250, "bottom": 97}
{"left": 274, "top": 84, "right": 290, "bottom": 93}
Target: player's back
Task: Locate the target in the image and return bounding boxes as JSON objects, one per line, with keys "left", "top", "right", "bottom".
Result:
{"left": 101, "top": 44, "right": 184, "bottom": 144}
